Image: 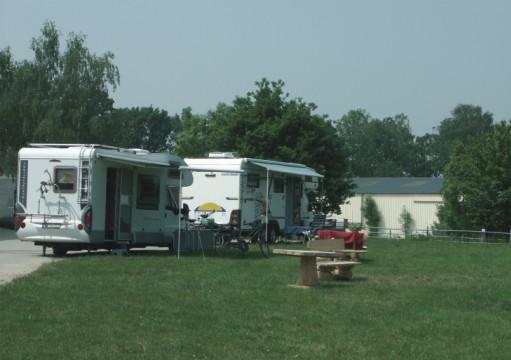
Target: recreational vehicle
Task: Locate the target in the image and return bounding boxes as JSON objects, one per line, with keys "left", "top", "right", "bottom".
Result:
{"left": 182, "top": 153, "right": 323, "bottom": 238}
{"left": 0, "top": 175, "right": 15, "bottom": 228}
{"left": 15, "top": 144, "right": 193, "bottom": 255}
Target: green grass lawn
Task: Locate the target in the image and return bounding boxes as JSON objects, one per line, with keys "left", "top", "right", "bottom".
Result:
{"left": 1, "top": 239, "right": 511, "bottom": 359}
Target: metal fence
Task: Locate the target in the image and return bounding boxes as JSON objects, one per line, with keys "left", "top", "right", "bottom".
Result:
{"left": 365, "top": 226, "right": 511, "bottom": 244}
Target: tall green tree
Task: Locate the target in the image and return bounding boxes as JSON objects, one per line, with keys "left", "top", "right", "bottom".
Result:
{"left": 174, "top": 107, "right": 214, "bottom": 157}
{"left": 437, "top": 122, "right": 511, "bottom": 231}
{"left": 410, "top": 133, "right": 437, "bottom": 177}
{"left": 0, "top": 21, "right": 119, "bottom": 174}
{"left": 336, "top": 110, "right": 417, "bottom": 176}
{"left": 91, "top": 107, "right": 180, "bottom": 152}
{"left": 431, "top": 104, "right": 493, "bottom": 175}
{"left": 0, "top": 48, "right": 17, "bottom": 174}
{"left": 175, "top": 79, "right": 352, "bottom": 213}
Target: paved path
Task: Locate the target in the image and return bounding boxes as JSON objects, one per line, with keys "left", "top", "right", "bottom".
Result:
{"left": 0, "top": 228, "right": 58, "bottom": 285}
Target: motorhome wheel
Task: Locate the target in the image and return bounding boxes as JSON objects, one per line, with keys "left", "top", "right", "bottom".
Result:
{"left": 53, "top": 245, "right": 68, "bottom": 257}
{"left": 266, "top": 226, "right": 277, "bottom": 244}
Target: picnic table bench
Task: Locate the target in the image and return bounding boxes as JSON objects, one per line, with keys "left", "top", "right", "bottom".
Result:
{"left": 316, "top": 260, "right": 360, "bottom": 281}
{"left": 307, "top": 238, "right": 367, "bottom": 260}
{"left": 273, "top": 249, "right": 356, "bottom": 288}
{"left": 304, "top": 237, "right": 368, "bottom": 281}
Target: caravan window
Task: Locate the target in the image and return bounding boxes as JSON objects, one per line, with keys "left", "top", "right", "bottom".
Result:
{"left": 167, "top": 169, "right": 180, "bottom": 179}
{"left": 167, "top": 186, "right": 180, "bottom": 214}
{"left": 247, "top": 174, "right": 260, "bottom": 188}
{"left": 54, "top": 167, "right": 77, "bottom": 193}
{"left": 273, "top": 178, "right": 284, "bottom": 193}
{"left": 137, "top": 175, "right": 160, "bottom": 210}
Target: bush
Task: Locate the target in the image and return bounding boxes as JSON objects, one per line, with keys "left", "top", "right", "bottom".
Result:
{"left": 399, "top": 206, "right": 414, "bottom": 238}
{"left": 362, "top": 196, "right": 381, "bottom": 233}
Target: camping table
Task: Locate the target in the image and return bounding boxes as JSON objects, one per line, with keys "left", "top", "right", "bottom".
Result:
{"left": 272, "top": 249, "right": 345, "bottom": 288}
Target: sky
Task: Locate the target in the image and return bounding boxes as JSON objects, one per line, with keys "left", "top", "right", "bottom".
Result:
{"left": 1, "top": 0, "right": 510, "bottom": 135}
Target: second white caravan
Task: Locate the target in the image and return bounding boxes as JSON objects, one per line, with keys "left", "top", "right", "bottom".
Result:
{"left": 183, "top": 152, "right": 323, "bottom": 237}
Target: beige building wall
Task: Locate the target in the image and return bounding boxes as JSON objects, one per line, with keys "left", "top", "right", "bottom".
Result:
{"left": 335, "top": 193, "right": 443, "bottom": 231}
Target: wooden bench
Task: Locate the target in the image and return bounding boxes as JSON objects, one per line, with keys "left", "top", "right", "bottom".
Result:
{"left": 307, "top": 238, "right": 367, "bottom": 260}
{"left": 316, "top": 260, "right": 360, "bottom": 281}
{"left": 272, "top": 249, "right": 347, "bottom": 288}
{"left": 306, "top": 238, "right": 367, "bottom": 281}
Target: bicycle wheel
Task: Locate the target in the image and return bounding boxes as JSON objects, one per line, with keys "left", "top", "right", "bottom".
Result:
{"left": 258, "top": 226, "right": 271, "bottom": 257}
{"left": 214, "top": 232, "right": 225, "bottom": 248}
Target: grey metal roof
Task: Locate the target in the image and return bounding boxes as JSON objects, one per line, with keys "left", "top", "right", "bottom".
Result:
{"left": 352, "top": 177, "right": 443, "bottom": 194}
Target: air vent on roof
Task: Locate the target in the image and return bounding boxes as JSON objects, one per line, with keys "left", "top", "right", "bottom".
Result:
{"left": 127, "top": 148, "right": 150, "bottom": 155}
{"left": 208, "top": 152, "right": 239, "bottom": 158}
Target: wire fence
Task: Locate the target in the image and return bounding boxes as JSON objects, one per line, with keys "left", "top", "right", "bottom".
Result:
{"left": 365, "top": 226, "right": 511, "bottom": 244}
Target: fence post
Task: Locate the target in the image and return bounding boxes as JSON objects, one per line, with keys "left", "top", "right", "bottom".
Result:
{"left": 389, "top": 228, "right": 392, "bottom": 240}
{"left": 481, "top": 228, "right": 486, "bottom": 243}
{"left": 509, "top": 229, "right": 511, "bottom": 244}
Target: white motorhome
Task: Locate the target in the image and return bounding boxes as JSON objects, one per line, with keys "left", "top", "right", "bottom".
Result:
{"left": 15, "top": 144, "right": 192, "bottom": 255}
{"left": 182, "top": 153, "right": 323, "bottom": 237}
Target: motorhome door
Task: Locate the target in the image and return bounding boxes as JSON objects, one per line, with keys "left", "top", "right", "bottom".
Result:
{"left": 105, "top": 168, "right": 133, "bottom": 241}
{"left": 285, "top": 178, "right": 302, "bottom": 226}
{"left": 117, "top": 169, "right": 133, "bottom": 241}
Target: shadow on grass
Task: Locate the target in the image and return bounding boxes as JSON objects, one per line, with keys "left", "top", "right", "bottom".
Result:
{"left": 60, "top": 246, "right": 273, "bottom": 261}
{"left": 316, "top": 276, "right": 370, "bottom": 288}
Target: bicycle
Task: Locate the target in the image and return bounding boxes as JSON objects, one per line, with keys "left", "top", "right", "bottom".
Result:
{"left": 213, "top": 225, "right": 249, "bottom": 254}
{"left": 248, "top": 218, "right": 276, "bottom": 257}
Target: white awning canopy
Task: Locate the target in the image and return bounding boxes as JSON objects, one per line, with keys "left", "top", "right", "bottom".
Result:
{"left": 96, "top": 152, "right": 183, "bottom": 168}
{"left": 246, "top": 159, "right": 323, "bottom": 178}
{"left": 179, "top": 166, "right": 243, "bottom": 173}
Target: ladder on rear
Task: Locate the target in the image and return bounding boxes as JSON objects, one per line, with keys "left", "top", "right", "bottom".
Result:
{"left": 77, "top": 145, "right": 94, "bottom": 205}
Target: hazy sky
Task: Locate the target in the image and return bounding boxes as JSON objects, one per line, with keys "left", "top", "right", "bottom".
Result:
{"left": 1, "top": 0, "right": 510, "bottom": 135}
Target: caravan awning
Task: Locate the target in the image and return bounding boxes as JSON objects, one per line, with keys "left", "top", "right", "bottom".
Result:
{"left": 247, "top": 159, "right": 323, "bottom": 178}
{"left": 179, "top": 166, "right": 243, "bottom": 173}
{"left": 96, "top": 152, "right": 183, "bottom": 168}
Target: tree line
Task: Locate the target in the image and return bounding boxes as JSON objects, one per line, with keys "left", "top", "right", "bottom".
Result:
{"left": 1, "top": 22, "right": 510, "bottom": 231}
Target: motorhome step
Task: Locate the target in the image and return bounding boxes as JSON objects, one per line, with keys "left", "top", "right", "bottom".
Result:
{"left": 111, "top": 244, "right": 130, "bottom": 256}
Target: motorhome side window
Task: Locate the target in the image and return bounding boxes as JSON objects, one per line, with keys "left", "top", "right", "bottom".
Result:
{"left": 167, "top": 186, "right": 179, "bottom": 214}
{"left": 274, "top": 178, "right": 284, "bottom": 193}
{"left": 167, "top": 169, "right": 180, "bottom": 179}
{"left": 137, "top": 175, "right": 160, "bottom": 210}
{"left": 54, "top": 167, "right": 77, "bottom": 193}
{"left": 247, "top": 174, "right": 259, "bottom": 188}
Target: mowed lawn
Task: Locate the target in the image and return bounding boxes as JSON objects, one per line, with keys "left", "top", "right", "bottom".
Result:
{"left": 1, "top": 239, "right": 511, "bottom": 359}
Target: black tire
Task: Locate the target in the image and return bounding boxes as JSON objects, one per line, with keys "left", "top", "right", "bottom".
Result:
{"left": 214, "top": 232, "right": 226, "bottom": 248}
{"left": 258, "top": 226, "right": 271, "bottom": 258}
{"left": 238, "top": 241, "right": 249, "bottom": 254}
{"left": 53, "top": 245, "right": 68, "bottom": 257}
{"left": 266, "top": 225, "right": 277, "bottom": 244}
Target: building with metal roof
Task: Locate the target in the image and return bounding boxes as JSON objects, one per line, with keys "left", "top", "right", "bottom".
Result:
{"left": 333, "top": 177, "right": 444, "bottom": 233}
{"left": 352, "top": 177, "right": 443, "bottom": 194}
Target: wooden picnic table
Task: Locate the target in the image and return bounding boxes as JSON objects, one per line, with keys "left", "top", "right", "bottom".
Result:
{"left": 307, "top": 238, "right": 368, "bottom": 260}
{"left": 272, "top": 249, "right": 345, "bottom": 288}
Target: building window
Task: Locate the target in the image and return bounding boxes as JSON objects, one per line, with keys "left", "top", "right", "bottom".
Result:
{"left": 137, "top": 174, "right": 160, "bottom": 210}
{"left": 274, "top": 178, "right": 284, "bottom": 193}
{"left": 247, "top": 174, "right": 260, "bottom": 188}
{"left": 54, "top": 167, "right": 77, "bottom": 193}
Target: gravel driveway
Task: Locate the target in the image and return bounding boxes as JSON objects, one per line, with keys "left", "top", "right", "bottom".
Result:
{"left": 0, "top": 227, "right": 58, "bottom": 285}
